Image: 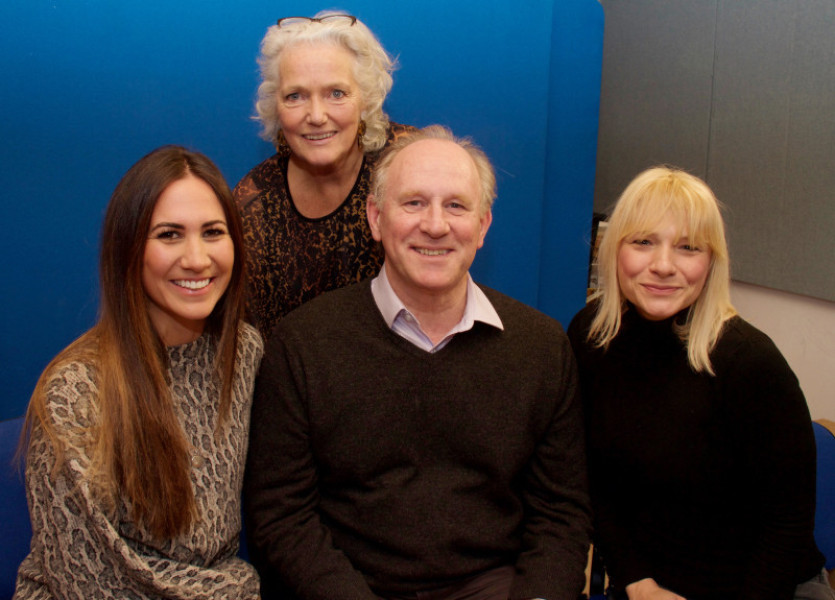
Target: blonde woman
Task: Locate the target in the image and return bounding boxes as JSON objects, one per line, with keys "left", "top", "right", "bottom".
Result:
{"left": 568, "top": 167, "right": 830, "bottom": 600}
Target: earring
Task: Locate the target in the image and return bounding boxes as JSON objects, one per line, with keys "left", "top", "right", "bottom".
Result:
{"left": 356, "top": 120, "right": 366, "bottom": 150}
{"left": 277, "top": 129, "right": 290, "bottom": 156}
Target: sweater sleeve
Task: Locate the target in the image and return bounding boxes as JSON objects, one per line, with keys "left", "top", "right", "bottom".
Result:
{"left": 720, "top": 323, "right": 821, "bottom": 600}
{"left": 243, "top": 329, "right": 379, "bottom": 600}
{"left": 509, "top": 329, "right": 592, "bottom": 600}
{"left": 14, "top": 362, "right": 259, "bottom": 600}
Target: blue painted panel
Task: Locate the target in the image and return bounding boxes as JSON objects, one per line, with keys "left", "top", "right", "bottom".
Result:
{"left": 0, "top": 0, "right": 602, "bottom": 419}
{"left": 540, "top": 0, "right": 605, "bottom": 323}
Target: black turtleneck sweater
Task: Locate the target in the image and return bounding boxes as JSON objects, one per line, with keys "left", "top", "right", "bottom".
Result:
{"left": 568, "top": 303, "right": 824, "bottom": 600}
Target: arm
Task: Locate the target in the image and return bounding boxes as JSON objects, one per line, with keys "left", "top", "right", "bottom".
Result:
{"left": 726, "top": 329, "right": 820, "bottom": 599}
{"left": 625, "top": 578, "right": 687, "bottom": 600}
{"left": 19, "top": 361, "right": 259, "bottom": 600}
{"left": 510, "top": 337, "right": 592, "bottom": 600}
{"left": 243, "top": 331, "right": 378, "bottom": 600}
{"left": 567, "top": 312, "right": 656, "bottom": 592}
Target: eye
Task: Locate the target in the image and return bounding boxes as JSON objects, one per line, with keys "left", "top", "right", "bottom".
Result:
{"left": 204, "top": 227, "right": 228, "bottom": 239}
{"left": 152, "top": 228, "right": 181, "bottom": 241}
{"left": 284, "top": 92, "right": 302, "bottom": 104}
{"left": 331, "top": 89, "right": 346, "bottom": 99}
{"left": 401, "top": 198, "right": 426, "bottom": 213}
{"left": 630, "top": 238, "right": 651, "bottom": 246}
{"left": 446, "top": 201, "right": 468, "bottom": 215}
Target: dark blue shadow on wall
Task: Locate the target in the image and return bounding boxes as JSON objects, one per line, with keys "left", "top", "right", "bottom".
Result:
{"left": 0, "top": 417, "right": 31, "bottom": 600}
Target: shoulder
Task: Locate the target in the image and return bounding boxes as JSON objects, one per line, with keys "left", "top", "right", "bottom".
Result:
{"left": 238, "top": 321, "right": 265, "bottom": 361}
{"left": 711, "top": 318, "right": 814, "bottom": 438}
{"left": 474, "top": 287, "right": 579, "bottom": 396}
{"left": 263, "top": 282, "right": 380, "bottom": 370}
{"left": 44, "top": 355, "right": 98, "bottom": 395}
{"left": 567, "top": 301, "right": 597, "bottom": 345}
{"left": 481, "top": 285, "right": 562, "bottom": 325}
{"left": 41, "top": 356, "right": 100, "bottom": 430}
{"left": 369, "top": 121, "right": 419, "bottom": 157}
{"left": 712, "top": 316, "right": 806, "bottom": 405}
{"left": 387, "top": 121, "right": 418, "bottom": 142}
{"left": 479, "top": 285, "right": 570, "bottom": 347}
{"left": 239, "top": 321, "right": 264, "bottom": 348}
{"left": 277, "top": 281, "right": 374, "bottom": 336}
{"left": 712, "top": 316, "right": 788, "bottom": 373}
{"left": 233, "top": 153, "right": 284, "bottom": 211}
{"left": 362, "top": 122, "right": 417, "bottom": 167}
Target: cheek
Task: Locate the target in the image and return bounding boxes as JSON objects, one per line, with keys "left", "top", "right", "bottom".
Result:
{"left": 142, "top": 246, "right": 166, "bottom": 283}
{"left": 218, "top": 242, "right": 236, "bottom": 275}
{"left": 276, "top": 105, "right": 297, "bottom": 128}
{"left": 616, "top": 248, "right": 641, "bottom": 280}
{"left": 340, "top": 100, "right": 362, "bottom": 123}
{"left": 686, "top": 259, "right": 711, "bottom": 290}
{"left": 381, "top": 213, "right": 412, "bottom": 241}
{"left": 141, "top": 256, "right": 165, "bottom": 304}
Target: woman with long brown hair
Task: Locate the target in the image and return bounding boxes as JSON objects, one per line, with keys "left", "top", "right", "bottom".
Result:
{"left": 14, "top": 146, "right": 263, "bottom": 599}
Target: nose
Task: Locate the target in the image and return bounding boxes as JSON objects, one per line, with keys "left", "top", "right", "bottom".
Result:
{"left": 649, "top": 246, "right": 676, "bottom": 276}
{"left": 419, "top": 203, "right": 450, "bottom": 238}
{"left": 180, "top": 237, "right": 212, "bottom": 272}
{"left": 307, "top": 96, "right": 327, "bottom": 126}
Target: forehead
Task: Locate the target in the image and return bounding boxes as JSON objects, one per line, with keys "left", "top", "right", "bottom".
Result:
{"left": 386, "top": 139, "right": 480, "bottom": 197}
{"left": 152, "top": 176, "right": 224, "bottom": 220}
{"left": 279, "top": 41, "right": 356, "bottom": 80}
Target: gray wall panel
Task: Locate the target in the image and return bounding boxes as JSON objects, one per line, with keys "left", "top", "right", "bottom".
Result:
{"left": 595, "top": 0, "right": 835, "bottom": 301}
{"left": 594, "top": 0, "right": 718, "bottom": 211}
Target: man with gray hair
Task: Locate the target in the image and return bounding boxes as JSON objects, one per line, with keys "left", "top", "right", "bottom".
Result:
{"left": 244, "top": 125, "right": 591, "bottom": 600}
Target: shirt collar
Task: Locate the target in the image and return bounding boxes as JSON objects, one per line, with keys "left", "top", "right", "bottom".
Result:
{"left": 371, "top": 263, "right": 504, "bottom": 333}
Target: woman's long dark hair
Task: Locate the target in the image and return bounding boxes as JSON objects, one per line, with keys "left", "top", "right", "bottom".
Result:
{"left": 24, "top": 145, "right": 246, "bottom": 538}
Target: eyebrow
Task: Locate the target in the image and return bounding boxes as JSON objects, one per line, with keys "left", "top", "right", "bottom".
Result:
{"left": 149, "top": 219, "right": 227, "bottom": 231}
{"left": 282, "top": 80, "right": 353, "bottom": 92}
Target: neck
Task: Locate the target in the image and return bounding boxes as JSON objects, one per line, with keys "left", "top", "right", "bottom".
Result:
{"left": 395, "top": 281, "right": 469, "bottom": 345}
{"left": 287, "top": 149, "right": 364, "bottom": 218}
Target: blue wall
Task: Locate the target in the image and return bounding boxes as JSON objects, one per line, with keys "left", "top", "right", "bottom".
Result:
{"left": 0, "top": 0, "right": 603, "bottom": 420}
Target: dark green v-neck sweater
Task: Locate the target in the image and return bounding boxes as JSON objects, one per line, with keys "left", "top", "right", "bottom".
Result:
{"left": 245, "top": 279, "right": 591, "bottom": 600}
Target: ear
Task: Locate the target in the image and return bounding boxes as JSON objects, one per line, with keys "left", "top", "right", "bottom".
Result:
{"left": 366, "top": 195, "right": 382, "bottom": 242}
{"left": 476, "top": 209, "right": 493, "bottom": 249}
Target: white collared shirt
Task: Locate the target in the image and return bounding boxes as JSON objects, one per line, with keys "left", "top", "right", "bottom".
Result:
{"left": 370, "top": 264, "right": 504, "bottom": 353}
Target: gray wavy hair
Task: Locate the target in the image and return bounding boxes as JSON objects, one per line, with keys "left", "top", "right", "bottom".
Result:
{"left": 254, "top": 11, "right": 394, "bottom": 152}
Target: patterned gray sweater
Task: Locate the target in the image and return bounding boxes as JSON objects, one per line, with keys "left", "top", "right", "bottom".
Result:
{"left": 14, "top": 323, "right": 263, "bottom": 600}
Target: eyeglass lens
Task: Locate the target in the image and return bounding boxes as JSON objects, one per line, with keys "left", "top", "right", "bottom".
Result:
{"left": 277, "top": 15, "right": 356, "bottom": 28}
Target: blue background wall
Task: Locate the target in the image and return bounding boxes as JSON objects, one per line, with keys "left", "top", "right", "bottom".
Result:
{"left": 0, "top": 0, "right": 603, "bottom": 420}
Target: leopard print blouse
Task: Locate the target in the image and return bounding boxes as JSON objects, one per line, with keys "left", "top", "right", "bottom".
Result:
{"left": 234, "top": 122, "right": 415, "bottom": 339}
{"left": 14, "top": 324, "right": 263, "bottom": 600}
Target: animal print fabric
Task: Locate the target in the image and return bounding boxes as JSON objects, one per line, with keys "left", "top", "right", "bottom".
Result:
{"left": 13, "top": 324, "right": 263, "bottom": 600}
{"left": 234, "top": 122, "right": 415, "bottom": 339}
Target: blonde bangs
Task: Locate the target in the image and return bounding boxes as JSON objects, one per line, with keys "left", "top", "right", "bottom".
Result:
{"left": 587, "top": 166, "right": 736, "bottom": 372}
{"left": 615, "top": 171, "right": 721, "bottom": 251}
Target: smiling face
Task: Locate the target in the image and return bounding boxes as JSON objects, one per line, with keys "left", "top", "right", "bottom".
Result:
{"left": 617, "top": 213, "right": 712, "bottom": 321}
{"left": 276, "top": 42, "right": 363, "bottom": 174}
{"left": 142, "top": 175, "right": 234, "bottom": 345}
{"left": 367, "top": 138, "right": 492, "bottom": 308}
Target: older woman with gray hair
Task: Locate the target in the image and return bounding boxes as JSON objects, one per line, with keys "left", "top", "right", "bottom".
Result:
{"left": 235, "top": 11, "right": 414, "bottom": 338}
